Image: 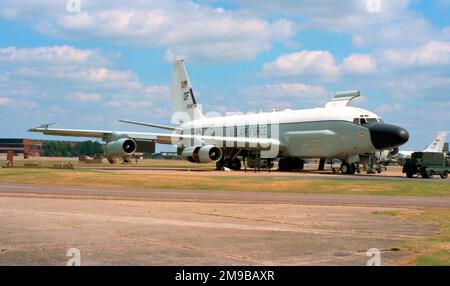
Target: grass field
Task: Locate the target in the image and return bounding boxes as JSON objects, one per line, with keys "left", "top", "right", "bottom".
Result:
{"left": 0, "top": 167, "right": 449, "bottom": 197}
{"left": 375, "top": 209, "right": 450, "bottom": 265}
{"left": 0, "top": 157, "right": 212, "bottom": 168}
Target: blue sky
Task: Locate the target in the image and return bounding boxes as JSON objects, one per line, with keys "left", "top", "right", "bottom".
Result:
{"left": 0, "top": 0, "right": 449, "bottom": 151}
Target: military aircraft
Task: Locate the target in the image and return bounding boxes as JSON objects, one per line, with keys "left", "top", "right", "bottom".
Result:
{"left": 375, "top": 131, "right": 448, "bottom": 164}
{"left": 29, "top": 60, "right": 409, "bottom": 174}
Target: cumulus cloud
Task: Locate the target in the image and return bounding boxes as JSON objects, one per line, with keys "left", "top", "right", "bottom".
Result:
{"left": 0, "top": 46, "right": 143, "bottom": 90}
{"left": 383, "top": 41, "right": 450, "bottom": 66}
{"left": 263, "top": 51, "right": 377, "bottom": 78}
{"left": 0, "top": 45, "right": 107, "bottom": 65}
{"left": 262, "top": 51, "right": 340, "bottom": 78}
{"left": 341, "top": 53, "right": 377, "bottom": 73}
{"left": 240, "top": 83, "right": 329, "bottom": 108}
{"left": 0, "top": 45, "right": 172, "bottom": 125}
{"left": 0, "top": 0, "right": 296, "bottom": 62}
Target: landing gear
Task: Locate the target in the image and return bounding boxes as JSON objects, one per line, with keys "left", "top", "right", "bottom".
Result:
{"left": 216, "top": 158, "right": 242, "bottom": 170}
{"left": 107, "top": 156, "right": 117, "bottom": 164}
{"left": 216, "top": 158, "right": 224, "bottom": 170}
{"left": 318, "top": 158, "right": 326, "bottom": 171}
{"left": 340, "top": 162, "right": 356, "bottom": 175}
{"left": 278, "top": 158, "right": 290, "bottom": 171}
{"left": 278, "top": 158, "right": 304, "bottom": 171}
{"left": 225, "top": 158, "right": 242, "bottom": 170}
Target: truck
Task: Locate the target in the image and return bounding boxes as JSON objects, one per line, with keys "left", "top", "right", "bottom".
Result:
{"left": 402, "top": 152, "right": 449, "bottom": 179}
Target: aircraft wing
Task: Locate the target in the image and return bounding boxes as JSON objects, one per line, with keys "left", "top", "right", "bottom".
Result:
{"left": 28, "top": 127, "right": 176, "bottom": 144}
{"left": 29, "top": 127, "right": 280, "bottom": 148}
{"left": 28, "top": 127, "right": 112, "bottom": 139}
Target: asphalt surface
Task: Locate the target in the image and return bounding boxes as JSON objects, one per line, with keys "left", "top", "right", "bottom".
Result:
{"left": 0, "top": 195, "right": 437, "bottom": 266}
{"left": 1, "top": 182, "right": 449, "bottom": 208}
{"left": 79, "top": 166, "right": 450, "bottom": 183}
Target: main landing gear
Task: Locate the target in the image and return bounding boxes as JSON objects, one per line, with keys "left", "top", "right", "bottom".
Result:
{"left": 216, "top": 158, "right": 242, "bottom": 170}
{"left": 278, "top": 158, "right": 304, "bottom": 172}
{"left": 340, "top": 162, "right": 357, "bottom": 175}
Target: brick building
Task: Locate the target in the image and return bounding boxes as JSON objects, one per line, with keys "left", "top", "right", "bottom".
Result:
{"left": 0, "top": 138, "right": 43, "bottom": 157}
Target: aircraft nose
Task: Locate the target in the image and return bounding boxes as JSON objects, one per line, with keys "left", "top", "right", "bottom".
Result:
{"left": 368, "top": 123, "right": 409, "bottom": 150}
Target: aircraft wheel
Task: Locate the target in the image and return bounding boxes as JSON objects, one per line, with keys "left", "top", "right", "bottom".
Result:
{"left": 421, "top": 170, "right": 429, "bottom": 179}
{"left": 224, "top": 158, "right": 241, "bottom": 170}
{"left": 341, "top": 162, "right": 356, "bottom": 175}
{"left": 278, "top": 159, "right": 291, "bottom": 171}
{"left": 216, "top": 159, "right": 224, "bottom": 170}
{"left": 295, "top": 159, "right": 304, "bottom": 170}
{"left": 428, "top": 171, "right": 434, "bottom": 179}
{"left": 440, "top": 171, "right": 448, "bottom": 179}
{"left": 349, "top": 163, "right": 357, "bottom": 175}
{"left": 107, "top": 157, "right": 117, "bottom": 164}
{"left": 229, "top": 158, "right": 241, "bottom": 170}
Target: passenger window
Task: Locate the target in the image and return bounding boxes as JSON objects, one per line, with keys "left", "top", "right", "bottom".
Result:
{"left": 353, "top": 118, "right": 360, "bottom": 124}
{"left": 360, "top": 118, "right": 367, "bottom": 124}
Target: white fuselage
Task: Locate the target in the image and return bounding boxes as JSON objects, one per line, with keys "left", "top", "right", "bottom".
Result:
{"left": 179, "top": 106, "right": 382, "bottom": 159}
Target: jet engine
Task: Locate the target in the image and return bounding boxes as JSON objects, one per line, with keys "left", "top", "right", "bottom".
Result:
{"left": 106, "top": 138, "right": 137, "bottom": 157}
{"left": 181, "top": 145, "right": 222, "bottom": 163}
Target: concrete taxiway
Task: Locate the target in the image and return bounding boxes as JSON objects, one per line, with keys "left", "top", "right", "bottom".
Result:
{"left": 0, "top": 183, "right": 449, "bottom": 208}
{"left": 0, "top": 182, "right": 445, "bottom": 266}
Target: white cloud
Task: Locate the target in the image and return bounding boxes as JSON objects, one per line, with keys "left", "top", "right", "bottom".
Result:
{"left": 263, "top": 51, "right": 377, "bottom": 78}
{"left": 236, "top": 0, "right": 411, "bottom": 32}
{"left": 341, "top": 53, "right": 377, "bottom": 73}
{"left": 0, "top": 1, "right": 296, "bottom": 62}
{"left": 0, "top": 45, "right": 107, "bottom": 65}
{"left": 0, "top": 45, "right": 173, "bottom": 126}
{"left": 0, "top": 46, "right": 143, "bottom": 90}
{"left": 0, "top": 96, "right": 15, "bottom": 106}
{"left": 262, "top": 50, "right": 340, "bottom": 78}
{"left": 241, "top": 83, "right": 329, "bottom": 107}
{"left": 66, "top": 92, "right": 102, "bottom": 103}
{"left": 383, "top": 41, "right": 450, "bottom": 66}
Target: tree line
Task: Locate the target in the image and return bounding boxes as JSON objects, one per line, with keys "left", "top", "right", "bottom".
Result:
{"left": 41, "top": 141, "right": 104, "bottom": 157}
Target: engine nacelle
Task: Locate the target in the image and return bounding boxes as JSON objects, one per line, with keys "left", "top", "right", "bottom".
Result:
{"left": 181, "top": 145, "right": 222, "bottom": 163}
{"left": 106, "top": 138, "right": 137, "bottom": 157}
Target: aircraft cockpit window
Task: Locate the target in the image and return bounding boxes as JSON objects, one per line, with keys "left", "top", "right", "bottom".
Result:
{"left": 353, "top": 117, "right": 376, "bottom": 125}
{"left": 366, "top": 118, "right": 378, "bottom": 124}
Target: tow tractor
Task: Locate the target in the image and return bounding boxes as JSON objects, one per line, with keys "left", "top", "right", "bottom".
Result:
{"left": 402, "top": 152, "right": 449, "bottom": 179}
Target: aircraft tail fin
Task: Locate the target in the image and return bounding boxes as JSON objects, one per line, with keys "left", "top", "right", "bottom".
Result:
{"left": 425, "top": 131, "right": 448, "bottom": 152}
{"left": 172, "top": 59, "right": 204, "bottom": 124}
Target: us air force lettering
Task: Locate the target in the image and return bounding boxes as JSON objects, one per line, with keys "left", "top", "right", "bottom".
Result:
{"left": 29, "top": 59, "right": 409, "bottom": 174}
